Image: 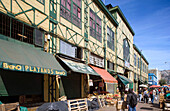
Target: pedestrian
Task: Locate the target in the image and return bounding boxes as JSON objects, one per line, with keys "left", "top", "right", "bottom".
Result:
{"left": 152, "top": 89, "right": 156, "bottom": 103}
{"left": 158, "top": 88, "right": 161, "bottom": 93}
{"left": 155, "top": 89, "right": 158, "bottom": 101}
{"left": 121, "top": 91, "right": 125, "bottom": 101}
{"left": 126, "top": 88, "right": 137, "bottom": 111}
{"left": 138, "top": 88, "right": 142, "bottom": 102}
{"left": 150, "top": 89, "right": 154, "bottom": 104}
{"left": 143, "top": 89, "right": 149, "bottom": 103}
{"left": 164, "top": 87, "right": 167, "bottom": 94}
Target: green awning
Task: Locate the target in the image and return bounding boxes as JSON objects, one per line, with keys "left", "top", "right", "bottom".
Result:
{"left": 118, "top": 74, "right": 133, "bottom": 85}
{"left": 59, "top": 58, "right": 99, "bottom": 76}
{"left": 129, "top": 83, "right": 133, "bottom": 89}
{"left": 0, "top": 39, "right": 66, "bottom": 76}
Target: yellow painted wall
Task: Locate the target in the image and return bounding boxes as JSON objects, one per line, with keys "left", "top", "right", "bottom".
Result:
{"left": 113, "top": 12, "right": 134, "bottom": 74}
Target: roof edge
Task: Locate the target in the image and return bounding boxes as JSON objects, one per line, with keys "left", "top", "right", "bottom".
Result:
{"left": 93, "top": 0, "right": 118, "bottom": 27}
{"left": 109, "top": 6, "right": 135, "bottom": 36}
{"left": 133, "top": 44, "right": 149, "bottom": 65}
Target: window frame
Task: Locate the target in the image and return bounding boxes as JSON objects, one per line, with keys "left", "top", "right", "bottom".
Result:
{"left": 107, "top": 60, "right": 114, "bottom": 70}
{"left": 134, "top": 54, "right": 136, "bottom": 66}
{"left": 123, "top": 39, "right": 130, "bottom": 62}
{"left": 0, "top": 12, "right": 34, "bottom": 45}
{"left": 90, "top": 8, "right": 102, "bottom": 42}
{"left": 138, "top": 57, "right": 140, "bottom": 68}
{"left": 37, "top": 0, "right": 45, "bottom": 5}
{"left": 107, "top": 26, "right": 114, "bottom": 51}
{"left": 60, "top": 0, "right": 82, "bottom": 28}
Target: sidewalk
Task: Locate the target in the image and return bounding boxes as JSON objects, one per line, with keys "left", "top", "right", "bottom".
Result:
{"left": 96, "top": 105, "right": 128, "bottom": 111}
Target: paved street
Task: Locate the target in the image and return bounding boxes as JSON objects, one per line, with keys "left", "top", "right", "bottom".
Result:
{"left": 136, "top": 102, "right": 162, "bottom": 111}
{"left": 97, "top": 99, "right": 163, "bottom": 111}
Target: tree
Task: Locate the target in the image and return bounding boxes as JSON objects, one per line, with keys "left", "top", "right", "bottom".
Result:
{"left": 159, "top": 79, "right": 167, "bottom": 86}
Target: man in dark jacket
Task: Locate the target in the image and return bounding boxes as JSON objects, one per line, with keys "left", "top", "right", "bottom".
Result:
{"left": 126, "top": 88, "right": 137, "bottom": 111}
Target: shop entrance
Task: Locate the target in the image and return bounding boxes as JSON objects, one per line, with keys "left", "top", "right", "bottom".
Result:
{"left": 60, "top": 73, "right": 81, "bottom": 99}
{"left": 0, "top": 69, "right": 43, "bottom": 104}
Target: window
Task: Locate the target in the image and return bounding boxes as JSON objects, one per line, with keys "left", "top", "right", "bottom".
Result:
{"left": 90, "top": 9, "right": 102, "bottom": 42}
{"left": 134, "top": 54, "right": 136, "bottom": 66}
{"left": 107, "top": 61, "right": 114, "bottom": 70}
{"left": 150, "top": 76, "right": 152, "bottom": 80}
{"left": 35, "top": 29, "right": 43, "bottom": 47}
{"left": 138, "top": 57, "right": 140, "bottom": 68}
{"left": 0, "top": 13, "right": 34, "bottom": 44}
{"left": 107, "top": 27, "right": 114, "bottom": 50}
{"left": 123, "top": 39, "right": 130, "bottom": 62}
{"left": 141, "top": 61, "right": 142, "bottom": 71}
{"left": 37, "top": 0, "right": 45, "bottom": 4}
{"left": 60, "top": 0, "right": 82, "bottom": 28}
{"left": 60, "top": 40, "right": 82, "bottom": 59}
{"left": 89, "top": 53, "right": 104, "bottom": 68}
{"left": 134, "top": 73, "right": 136, "bottom": 79}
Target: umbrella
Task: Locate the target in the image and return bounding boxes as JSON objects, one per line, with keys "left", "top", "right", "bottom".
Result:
{"left": 36, "top": 101, "right": 68, "bottom": 111}
{"left": 139, "top": 84, "right": 147, "bottom": 88}
{"left": 149, "top": 85, "right": 161, "bottom": 88}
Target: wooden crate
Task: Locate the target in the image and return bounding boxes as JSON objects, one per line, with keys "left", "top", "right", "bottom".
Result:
{"left": 0, "top": 104, "right": 5, "bottom": 111}
{"left": 0, "top": 102, "right": 20, "bottom": 111}
{"left": 27, "top": 107, "right": 39, "bottom": 111}
{"left": 67, "top": 98, "right": 88, "bottom": 111}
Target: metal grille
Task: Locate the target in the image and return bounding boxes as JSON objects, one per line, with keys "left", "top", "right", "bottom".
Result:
{"left": 0, "top": 13, "right": 10, "bottom": 37}
{"left": 0, "top": 13, "right": 33, "bottom": 44}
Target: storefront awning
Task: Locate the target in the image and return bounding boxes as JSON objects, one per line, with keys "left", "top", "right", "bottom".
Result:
{"left": 59, "top": 58, "right": 99, "bottom": 76}
{"left": 0, "top": 39, "right": 66, "bottom": 76}
{"left": 90, "top": 65, "right": 117, "bottom": 84}
{"left": 118, "top": 74, "right": 133, "bottom": 85}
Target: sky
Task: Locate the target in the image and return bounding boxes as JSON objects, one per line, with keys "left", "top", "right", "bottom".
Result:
{"left": 103, "top": 0, "right": 170, "bottom": 70}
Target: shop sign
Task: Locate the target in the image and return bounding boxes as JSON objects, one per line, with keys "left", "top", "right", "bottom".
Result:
{"left": 89, "top": 53, "right": 104, "bottom": 68}
{"left": 0, "top": 62, "right": 67, "bottom": 76}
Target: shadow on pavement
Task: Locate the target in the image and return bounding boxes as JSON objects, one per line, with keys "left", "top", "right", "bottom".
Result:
{"left": 140, "top": 107, "right": 153, "bottom": 110}
{"left": 151, "top": 103, "right": 160, "bottom": 108}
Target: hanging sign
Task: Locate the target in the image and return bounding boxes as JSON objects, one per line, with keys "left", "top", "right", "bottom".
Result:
{"left": 89, "top": 53, "right": 104, "bottom": 68}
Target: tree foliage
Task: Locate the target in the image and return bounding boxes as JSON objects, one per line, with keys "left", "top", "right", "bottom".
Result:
{"left": 159, "top": 79, "right": 167, "bottom": 86}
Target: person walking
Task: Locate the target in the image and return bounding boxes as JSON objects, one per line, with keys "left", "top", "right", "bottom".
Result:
{"left": 150, "top": 89, "right": 153, "bottom": 104}
{"left": 126, "top": 88, "right": 137, "bottom": 111}
{"left": 143, "top": 89, "right": 149, "bottom": 103}
{"left": 152, "top": 89, "right": 156, "bottom": 103}
{"left": 138, "top": 88, "right": 142, "bottom": 102}
{"left": 149, "top": 89, "right": 154, "bottom": 104}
